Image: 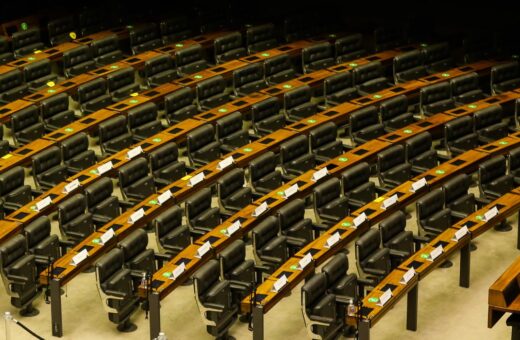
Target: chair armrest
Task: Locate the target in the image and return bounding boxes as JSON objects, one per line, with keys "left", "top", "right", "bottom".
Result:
{"left": 118, "top": 199, "right": 135, "bottom": 210}
{"left": 364, "top": 267, "right": 387, "bottom": 276}
{"left": 375, "top": 186, "right": 389, "bottom": 195}
{"left": 475, "top": 196, "right": 491, "bottom": 208}
{"left": 412, "top": 235, "right": 429, "bottom": 251}
{"left": 203, "top": 302, "right": 225, "bottom": 311}
{"left": 389, "top": 249, "right": 409, "bottom": 259}
{"left": 154, "top": 252, "right": 173, "bottom": 267}
{"left": 309, "top": 315, "right": 335, "bottom": 324}
{"left": 104, "top": 289, "right": 129, "bottom": 298}
{"left": 6, "top": 274, "right": 30, "bottom": 284}
{"left": 450, "top": 210, "right": 467, "bottom": 220}
{"left": 31, "top": 188, "right": 44, "bottom": 197}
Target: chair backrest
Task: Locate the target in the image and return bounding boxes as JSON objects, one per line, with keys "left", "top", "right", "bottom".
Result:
{"left": 378, "top": 144, "right": 405, "bottom": 173}
{"left": 321, "top": 254, "right": 348, "bottom": 287}
{"left": 96, "top": 248, "right": 124, "bottom": 284}
{"left": 91, "top": 35, "right": 119, "bottom": 57}
{"left": 341, "top": 162, "right": 371, "bottom": 192}
{"left": 474, "top": 105, "right": 502, "bottom": 131}
{"left": 149, "top": 142, "right": 179, "bottom": 172}
{"left": 216, "top": 111, "right": 243, "bottom": 140}
{"left": 309, "top": 122, "right": 337, "bottom": 150}
{"left": 379, "top": 211, "right": 406, "bottom": 243}
{"left": 405, "top": 132, "right": 432, "bottom": 160}
{"left": 0, "top": 234, "right": 28, "bottom": 270}
{"left": 63, "top": 45, "right": 92, "bottom": 68}
{"left": 443, "top": 173, "right": 471, "bottom": 204}
{"left": 187, "top": 124, "right": 215, "bottom": 153}
{"left": 106, "top": 67, "right": 135, "bottom": 92}
{"left": 164, "top": 87, "right": 195, "bottom": 113}
{"left": 417, "top": 188, "right": 445, "bottom": 221}
{"left": 85, "top": 177, "right": 114, "bottom": 208}
{"left": 479, "top": 156, "right": 507, "bottom": 185}
{"left": 175, "top": 44, "right": 205, "bottom": 67}
{"left": 77, "top": 78, "right": 107, "bottom": 103}
{"left": 356, "top": 228, "right": 381, "bottom": 262}
{"left": 196, "top": 75, "right": 226, "bottom": 101}
{"left": 252, "top": 216, "right": 279, "bottom": 250}
{"left": 264, "top": 54, "right": 292, "bottom": 77}
{"left": 144, "top": 55, "right": 173, "bottom": 77}
{"left": 0, "top": 166, "right": 25, "bottom": 196}
{"left": 353, "top": 61, "right": 383, "bottom": 85}
{"left": 24, "top": 216, "right": 51, "bottom": 249}
{"left": 117, "top": 229, "right": 148, "bottom": 262}
{"left": 491, "top": 62, "right": 519, "bottom": 85}
{"left": 58, "top": 193, "right": 88, "bottom": 224}
{"left": 61, "top": 132, "right": 89, "bottom": 161}
{"left": 445, "top": 116, "right": 474, "bottom": 142}
{"left": 218, "top": 168, "right": 245, "bottom": 199}
{"left": 246, "top": 23, "right": 276, "bottom": 52}
{"left": 193, "top": 259, "right": 220, "bottom": 297}
{"left": 186, "top": 187, "right": 213, "bottom": 220}
{"left": 23, "top": 59, "right": 51, "bottom": 82}
{"left": 450, "top": 72, "right": 480, "bottom": 96}
{"left": 314, "top": 178, "right": 342, "bottom": 208}
{"left": 380, "top": 95, "right": 408, "bottom": 121}
{"left": 47, "top": 17, "right": 75, "bottom": 44}
{"left": 251, "top": 97, "right": 281, "bottom": 123}
{"left": 420, "top": 82, "right": 451, "bottom": 106}
{"left": 301, "top": 272, "right": 328, "bottom": 309}
{"left": 302, "top": 42, "right": 333, "bottom": 65}
{"left": 219, "top": 239, "right": 246, "bottom": 275}
{"left": 280, "top": 135, "right": 309, "bottom": 164}
{"left": 154, "top": 205, "right": 183, "bottom": 239}
{"left": 349, "top": 106, "right": 379, "bottom": 133}
{"left": 324, "top": 72, "right": 353, "bottom": 96}
{"left": 284, "top": 85, "right": 311, "bottom": 110}
{"left": 277, "top": 198, "right": 306, "bottom": 230}
{"left": 393, "top": 50, "right": 424, "bottom": 73}
{"left": 32, "top": 146, "right": 62, "bottom": 175}
{"left": 41, "top": 93, "right": 69, "bottom": 119}
{"left": 509, "top": 146, "right": 520, "bottom": 173}
{"left": 249, "top": 151, "right": 277, "bottom": 182}
{"left": 0, "top": 69, "right": 24, "bottom": 93}
{"left": 335, "top": 34, "right": 363, "bottom": 57}
{"left": 118, "top": 158, "right": 150, "bottom": 188}
{"left": 12, "top": 28, "right": 41, "bottom": 50}
{"left": 127, "top": 102, "right": 158, "bottom": 129}
{"left": 11, "top": 105, "right": 39, "bottom": 132}
{"left": 233, "top": 63, "right": 264, "bottom": 88}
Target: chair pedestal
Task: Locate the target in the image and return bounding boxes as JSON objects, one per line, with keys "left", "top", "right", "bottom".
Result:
{"left": 20, "top": 303, "right": 39, "bottom": 317}
{"left": 117, "top": 319, "right": 137, "bottom": 332}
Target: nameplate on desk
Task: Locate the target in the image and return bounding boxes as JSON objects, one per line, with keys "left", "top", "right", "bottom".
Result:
{"left": 381, "top": 194, "right": 398, "bottom": 209}
{"left": 71, "top": 249, "right": 88, "bottom": 266}
{"left": 97, "top": 161, "right": 113, "bottom": 175}
{"left": 63, "top": 179, "right": 80, "bottom": 193}
{"left": 252, "top": 202, "right": 268, "bottom": 217}
{"left": 400, "top": 267, "right": 415, "bottom": 284}
{"left": 128, "top": 208, "right": 145, "bottom": 224}
{"left": 195, "top": 241, "right": 211, "bottom": 258}
{"left": 188, "top": 172, "right": 205, "bottom": 187}
{"left": 126, "top": 146, "right": 143, "bottom": 160}
{"left": 272, "top": 275, "right": 288, "bottom": 292}
{"left": 452, "top": 226, "right": 469, "bottom": 242}
{"left": 217, "top": 156, "right": 234, "bottom": 170}
{"left": 158, "top": 190, "right": 172, "bottom": 205}
{"left": 427, "top": 245, "right": 443, "bottom": 262}
{"left": 298, "top": 253, "right": 313, "bottom": 270}
{"left": 483, "top": 206, "right": 499, "bottom": 221}
{"left": 353, "top": 212, "right": 367, "bottom": 227}
{"left": 376, "top": 289, "right": 392, "bottom": 306}
{"left": 311, "top": 168, "right": 329, "bottom": 182}
{"left": 171, "top": 262, "right": 186, "bottom": 280}
{"left": 226, "top": 220, "right": 241, "bottom": 236}
{"left": 410, "top": 178, "right": 427, "bottom": 192}
{"left": 36, "top": 196, "right": 52, "bottom": 211}
{"left": 325, "top": 232, "right": 340, "bottom": 248}
{"left": 100, "top": 228, "right": 115, "bottom": 245}
{"left": 283, "top": 184, "right": 299, "bottom": 199}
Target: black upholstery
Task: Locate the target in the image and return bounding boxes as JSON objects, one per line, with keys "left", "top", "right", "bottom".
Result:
{"left": 420, "top": 82, "right": 455, "bottom": 116}
{"left": 217, "top": 168, "right": 252, "bottom": 212}
{"left": 353, "top": 61, "right": 391, "bottom": 95}
{"left": 252, "top": 216, "right": 288, "bottom": 273}
{"left": 142, "top": 55, "right": 177, "bottom": 87}
{"left": 24, "top": 216, "right": 60, "bottom": 273}
{"left": 58, "top": 193, "right": 94, "bottom": 244}
{"left": 107, "top": 67, "right": 140, "bottom": 102}
{"left": 218, "top": 240, "right": 255, "bottom": 306}
{"left": 23, "top": 59, "right": 57, "bottom": 90}
{"left": 284, "top": 85, "right": 317, "bottom": 122}
{"left": 313, "top": 178, "right": 349, "bottom": 225}
{"left": 196, "top": 75, "right": 229, "bottom": 110}
{"left": 40, "top": 93, "right": 75, "bottom": 131}
{"left": 278, "top": 199, "right": 314, "bottom": 252}
{"left": 118, "top": 158, "right": 156, "bottom": 202}
{"left": 377, "top": 144, "right": 412, "bottom": 188}
{"left": 302, "top": 42, "right": 335, "bottom": 73}
{"left": 393, "top": 50, "right": 427, "bottom": 83}
{"left": 509, "top": 146, "right": 520, "bottom": 184}
{"left": 474, "top": 106, "right": 508, "bottom": 144}
{"left": 379, "top": 95, "right": 414, "bottom": 131}
{"left": 0, "top": 36, "right": 14, "bottom": 65}
{"left": 444, "top": 116, "right": 478, "bottom": 157}
{"left": 0, "top": 166, "right": 32, "bottom": 215}
{"left": 280, "top": 135, "right": 316, "bottom": 178}
{"left": 91, "top": 35, "right": 124, "bottom": 66}
{"left": 379, "top": 211, "right": 414, "bottom": 268}
{"left": 450, "top": 72, "right": 486, "bottom": 104}
{"left": 85, "top": 177, "right": 121, "bottom": 227}
{"left": 251, "top": 97, "right": 284, "bottom": 136}
{"left": 148, "top": 142, "right": 186, "bottom": 186}
{"left": 214, "top": 31, "right": 246, "bottom": 64}
{"left": 99, "top": 115, "right": 133, "bottom": 155}
{"left": 246, "top": 23, "right": 277, "bottom": 53}
{"left": 11, "top": 105, "right": 44, "bottom": 145}
{"left": 355, "top": 229, "right": 391, "bottom": 283}
{"left": 129, "top": 23, "right": 162, "bottom": 55}
{"left": 416, "top": 189, "right": 451, "bottom": 238}
{"left": 175, "top": 44, "right": 209, "bottom": 76}
{"left": 341, "top": 162, "right": 376, "bottom": 210}
{"left": 12, "top": 28, "right": 44, "bottom": 57}
{"left": 478, "top": 156, "right": 514, "bottom": 200}
{"left": 232, "top": 63, "right": 267, "bottom": 96}
{"left": 0, "top": 69, "right": 28, "bottom": 104}
{"left": 309, "top": 122, "right": 343, "bottom": 161}
{"left": 323, "top": 72, "right": 357, "bottom": 107}
{"left": 249, "top": 151, "right": 282, "bottom": 194}
{"left": 127, "top": 103, "right": 163, "bottom": 141}
{"left": 32, "top": 146, "right": 67, "bottom": 191}
{"left": 405, "top": 132, "right": 437, "bottom": 174}
{"left": 322, "top": 254, "right": 358, "bottom": 304}
{"left": 187, "top": 124, "right": 220, "bottom": 166}
{"left": 77, "top": 78, "right": 112, "bottom": 114}
{"left": 61, "top": 132, "right": 96, "bottom": 174}
{"left": 47, "top": 17, "right": 75, "bottom": 46}
{"left": 423, "top": 42, "right": 453, "bottom": 73}
{"left": 164, "top": 87, "right": 198, "bottom": 124}
{"left": 216, "top": 111, "right": 249, "bottom": 153}
{"left": 154, "top": 205, "right": 190, "bottom": 256}
{"left": 63, "top": 45, "right": 96, "bottom": 78}
{"left": 117, "top": 229, "right": 156, "bottom": 277}
{"left": 160, "top": 17, "right": 192, "bottom": 44}
{"left": 491, "top": 62, "right": 520, "bottom": 94}
{"left": 442, "top": 173, "right": 476, "bottom": 221}
{"left": 335, "top": 34, "right": 366, "bottom": 63}
{"left": 186, "top": 188, "right": 221, "bottom": 236}
{"left": 349, "top": 105, "right": 385, "bottom": 145}
{"left": 264, "top": 54, "right": 297, "bottom": 84}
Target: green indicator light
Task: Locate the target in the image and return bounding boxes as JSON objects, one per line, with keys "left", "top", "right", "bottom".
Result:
{"left": 64, "top": 128, "right": 74, "bottom": 133}
{"left": 373, "top": 94, "right": 382, "bottom": 99}
{"left": 420, "top": 43, "right": 429, "bottom": 47}
{"left": 152, "top": 138, "right": 162, "bottom": 143}
{"left": 92, "top": 238, "right": 101, "bottom": 244}
{"left": 441, "top": 73, "right": 450, "bottom": 77}
{"left": 261, "top": 53, "right": 270, "bottom": 57}
{"left": 476, "top": 215, "right": 483, "bottom": 221}
{"left": 499, "top": 141, "right": 508, "bottom": 145}
{"left": 47, "top": 89, "right": 56, "bottom": 93}
{"left": 90, "top": 170, "right": 98, "bottom": 175}
{"left": 282, "top": 84, "right": 293, "bottom": 89}
{"left": 403, "top": 129, "right": 412, "bottom": 134}
{"left": 349, "top": 63, "right": 358, "bottom": 67}
{"left": 175, "top": 43, "right": 184, "bottom": 48}
{"left": 21, "top": 22, "right": 28, "bottom": 30}
{"left": 342, "top": 222, "right": 352, "bottom": 227}
{"left": 329, "top": 34, "right": 337, "bottom": 38}
{"left": 220, "top": 229, "right": 226, "bottom": 234}
{"left": 421, "top": 253, "right": 430, "bottom": 259}
{"left": 339, "top": 157, "right": 348, "bottom": 162}
{"left": 149, "top": 199, "right": 158, "bottom": 205}
{"left": 435, "top": 169, "right": 445, "bottom": 175}
{"left": 307, "top": 119, "right": 316, "bottom": 124}
{"left": 30, "top": 205, "right": 36, "bottom": 211}
{"left": 290, "top": 265, "right": 298, "bottom": 270}
{"left": 277, "top": 191, "right": 284, "bottom": 196}
{"left": 243, "top": 147, "right": 253, "bottom": 152}
{"left": 467, "top": 104, "right": 478, "bottom": 109}
{"left": 129, "top": 99, "right": 138, "bottom": 104}
{"left": 218, "top": 108, "right": 228, "bottom": 113}
{"left": 368, "top": 297, "right": 379, "bottom": 303}
{"left": 28, "top": 57, "right": 35, "bottom": 61}
{"left": 110, "top": 65, "right": 119, "bottom": 69}
{"left": 194, "top": 74, "right": 203, "bottom": 79}
{"left": 162, "top": 272, "right": 172, "bottom": 278}
{"left": 126, "top": 25, "right": 134, "bottom": 29}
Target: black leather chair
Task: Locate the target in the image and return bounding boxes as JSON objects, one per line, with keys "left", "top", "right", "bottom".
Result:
{"left": 379, "top": 95, "right": 415, "bottom": 131}
{"left": 444, "top": 116, "right": 478, "bottom": 157}
{"left": 118, "top": 158, "right": 156, "bottom": 202}
{"left": 12, "top": 28, "right": 44, "bottom": 57}
{"left": 117, "top": 229, "right": 156, "bottom": 281}
{"left": 218, "top": 240, "right": 255, "bottom": 307}
{"left": 24, "top": 216, "right": 60, "bottom": 274}
{"left": 450, "top": 72, "right": 486, "bottom": 104}
{"left": 442, "top": 173, "right": 476, "bottom": 221}
{"left": 280, "top": 135, "right": 316, "bottom": 178}
{"left": 107, "top": 67, "right": 140, "bottom": 102}
{"left": 353, "top": 61, "right": 392, "bottom": 95}
{"left": 509, "top": 146, "right": 520, "bottom": 185}
{"left": 154, "top": 205, "right": 190, "bottom": 256}
{"left": 0, "top": 166, "right": 32, "bottom": 215}
{"left": 148, "top": 142, "right": 186, "bottom": 186}
{"left": 11, "top": 105, "right": 44, "bottom": 146}
{"left": 0, "top": 235, "right": 40, "bottom": 316}
{"left": 57, "top": 193, "right": 95, "bottom": 244}
{"left": 416, "top": 189, "right": 451, "bottom": 239}
{"left": 309, "top": 122, "right": 343, "bottom": 162}
{"left": 393, "top": 50, "right": 427, "bottom": 83}
{"left": 91, "top": 35, "right": 124, "bottom": 66}
{"left": 214, "top": 31, "right": 246, "bottom": 64}
{"left": 129, "top": 23, "right": 162, "bottom": 55}
{"left": 76, "top": 78, "right": 112, "bottom": 114}
{"left": 47, "top": 17, "right": 75, "bottom": 46}
{"left": 349, "top": 106, "right": 385, "bottom": 145}
{"left": 32, "top": 146, "right": 68, "bottom": 191}
{"left": 377, "top": 144, "right": 412, "bottom": 189}
{"left": 264, "top": 54, "right": 297, "bottom": 84}
{"left": 0, "top": 36, "right": 14, "bottom": 65}
{"left": 335, "top": 34, "right": 366, "bottom": 63}
{"left": 160, "top": 17, "right": 192, "bottom": 44}
{"left": 301, "top": 273, "right": 343, "bottom": 340}
{"left": 23, "top": 59, "right": 57, "bottom": 91}
{"left": 405, "top": 132, "right": 437, "bottom": 174}
{"left": 85, "top": 177, "right": 121, "bottom": 227}
{"left": 175, "top": 44, "right": 209, "bottom": 76}
{"left": 341, "top": 162, "right": 376, "bottom": 210}
{"left": 186, "top": 124, "right": 220, "bottom": 167}
{"left": 478, "top": 156, "right": 514, "bottom": 200}
{"left": 491, "top": 62, "right": 520, "bottom": 94}
{"left": 321, "top": 254, "right": 358, "bottom": 303}
{"left": 63, "top": 45, "right": 96, "bottom": 77}
{"left": 278, "top": 199, "right": 314, "bottom": 253}
{"left": 196, "top": 75, "right": 230, "bottom": 110}
{"left": 284, "top": 85, "right": 317, "bottom": 122}
{"left": 0, "top": 69, "right": 28, "bottom": 104}
{"left": 232, "top": 63, "right": 267, "bottom": 96}
{"left": 95, "top": 248, "right": 139, "bottom": 332}
{"left": 251, "top": 97, "right": 284, "bottom": 136}
{"left": 61, "top": 132, "right": 96, "bottom": 174}
{"left": 302, "top": 42, "right": 335, "bottom": 73}
{"left": 141, "top": 55, "right": 177, "bottom": 87}
{"left": 98, "top": 115, "right": 133, "bottom": 155}
{"left": 246, "top": 23, "right": 277, "bottom": 53}
{"left": 249, "top": 151, "right": 283, "bottom": 194}
{"left": 252, "top": 216, "right": 288, "bottom": 273}
{"left": 164, "top": 87, "right": 198, "bottom": 124}
{"left": 216, "top": 111, "right": 249, "bottom": 153}
{"left": 423, "top": 42, "right": 453, "bottom": 73}
{"left": 323, "top": 72, "right": 357, "bottom": 107}
{"left": 474, "top": 106, "right": 508, "bottom": 144}
{"left": 420, "top": 82, "right": 455, "bottom": 117}
{"left": 313, "top": 178, "right": 349, "bottom": 225}
{"left": 186, "top": 188, "right": 221, "bottom": 236}
{"left": 355, "top": 229, "right": 391, "bottom": 286}
{"left": 127, "top": 103, "right": 163, "bottom": 141}
{"left": 193, "top": 260, "right": 238, "bottom": 340}
{"left": 40, "top": 93, "right": 75, "bottom": 131}
{"left": 379, "top": 211, "right": 414, "bottom": 268}
{"left": 217, "top": 168, "right": 252, "bottom": 213}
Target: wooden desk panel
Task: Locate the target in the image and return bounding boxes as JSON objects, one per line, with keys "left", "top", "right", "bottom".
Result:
{"left": 240, "top": 40, "right": 317, "bottom": 64}
{"left": 44, "top": 109, "right": 117, "bottom": 142}
{"left": 194, "top": 93, "right": 270, "bottom": 122}
{"left": 446, "top": 92, "right": 520, "bottom": 118}
{"left": 378, "top": 113, "right": 452, "bottom": 143}
{"left": 74, "top": 27, "right": 128, "bottom": 45}
{"left": 173, "top": 60, "right": 248, "bottom": 87}
{"left": 0, "top": 139, "right": 55, "bottom": 172}
{"left": 488, "top": 256, "right": 520, "bottom": 327}
{"left": 0, "top": 220, "right": 23, "bottom": 243}
{"left": 0, "top": 100, "right": 34, "bottom": 123}
{"left": 119, "top": 51, "right": 164, "bottom": 70}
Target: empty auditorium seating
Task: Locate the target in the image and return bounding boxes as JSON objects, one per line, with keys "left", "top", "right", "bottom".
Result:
{"left": 148, "top": 142, "right": 186, "bottom": 186}
{"left": 420, "top": 82, "right": 455, "bottom": 116}
{"left": 491, "top": 62, "right": 520, "bottom": 94}
{"left": 98, "top": 115, "right": 133, "bottom": 155}
{"left": 379, "top": 211, "right": 414, "bottom": 268}
{"left": 32, "top": 146, "right": 68, "bottom": 191}
{"left": 442, "top": 173, "right": 476, "bottom": 221}
{"left": 23, "top": 59, "right": 57, "bottom": 91}
{"left": 10, "top": 105, "right": 44, "bottom": 145}
{"left": 186, "top": 124, "right": 220, "bottom": 166}
{"left": 0, "top": 36, "right": 14, "bottom": 65}
{"left": 283, "top": 85, "right": 317, "bottom": 122}
{"left": 377, "top": 144, "right": 412, "bottom": 189}
{"left": 423, "top": 42, "right": 453, "bottom": 73}
{"left": 416, "top": 189, "right": 451, "bottom": 238}
{"left": 106, "top": 67, "right": 140, "bottom": 102}
{"left": 323, "top": 72, "right": 357, "bottom": 107}
{"left": 246, "top": 23, "right": 277, "bottom": 53}
{"left": 127, "top": 103, "right": 163, "bottom": 141}
{"left": 302, "top": 42, "right": 335, "bottom": 73}
{"left": 309, "top": 122, "right": 343, "bottom": 161}
{"left": 175, "top": 44, "right": 209, "bottom": 76}
{"left": 353, "top": 61, "right": 393, "bottom": 95}
{"left": 264, "top": 54, "right": 297, "bottom": 84}
{"left": 322, "top": 253, "right": 358, "bottom": 303}
{"left": 129, "top": 23, "right": 162, "bottom": 55}
{"left": 154, "top": 205, "right": 190, "bottom": 256}
{"left": 349, "top": 106, "right": 385, "bottom": 145}
{"left": 217, "top": 168, "right": 252, "bottom": 213}
{"left": 85, "top": 177, "right": 121, "bottom": 227}
{"left": 61, "top": 132, "right": 96, "bottom": 174}
{"left": 280, "top": 135, "right": 316, "bottom": 178}
{"left": 218, "top": 240, "right": 255, "bottom": 306}
{"left": 91, "top": 35, "right": 124, "bottom": 66}
{"left": 232, "top": 63, "right": 267, "bottom": 96}
{"left": 335, "top": 33, "right": 366, "bottom": 63}
{"left": 444, "top": 116, "right": 478, "bottom": 157}
{"left": 57, "top": 193, "right": 95, "bottom": 244}
{"left": 393, "top": 50, "right": 427, "bottom": 82}
{"left": 76, "top": 78, "right": 112, "bottom": 114}
{"left": 164, "top": 87, "right": 198, "bottom": 124}
{"left": 313, "top": 177, "right": 349, "bottom": 225}
{"left": 450, "top": 72, "right": 486, "bottom": 104}
{"left": 405, "top": 131, "right": 438, "bottom": 174}
{"left": 117, "top": 229, "right": 156, "bottom": 279}
{"left": 249, "top": 151, "right": 283, "bottom": 195}
{"left": 24, "top": 216, "right": 60, "bottom": 274}
{"left": 214, "top": 31, "right": 246, "bottom": 64}
{"left": 0, "top": 69, "right": 28, "bottom": 104}
{"left": 11, "top": 28, "right": 44, "bottom": 57}
{"left": 341, "top": 162, "right": 376, "bottom": 210}
{"left": 355, "top": 228, "right": 391, "bottom": 286}
{"left": 47, "top": 17, "right": 75, "bottom": 46}
{"left": 216, "top": 111, "right": 249, "bottom": 153}
{"left": 0, "top": 166, "right": 32, "bottom": 215}
{"left": 474, "top": 106, "right": 508, "bottom": 143}
{"left": 478, "top": 156, "right": 514, "bottom": 200}
{"left": 252, "top": 216, "right": 289, "bottom": 273}
{"left": 379, "top": 95, "right": 415, "bottom": 131}
{"left": 63, "top": 45, "right": 96, "bottom": 78}
{"left": 40, "top": 93, "right": 75, "bottom": 131}
{"left": 141, "top": 55, "right": 177, "bottom": 87}
{"left": 196, "top": 75, "right": 229, "bottom": 110}
{"left": 118, "top": 158, "right": 156, "bottom": 202}
{"left": 160, "top": 17, "right": 192, "bottom": 44}
{"left": 185, "top": 188, "right": 221, "bottom": 237}
{"left": 278, "top": 198, "right": 314, "bottom": 253}
{"left": 251, "top": 97, "right": 284, "bottom": 136}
